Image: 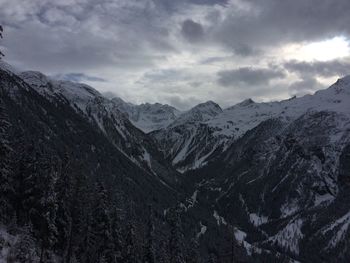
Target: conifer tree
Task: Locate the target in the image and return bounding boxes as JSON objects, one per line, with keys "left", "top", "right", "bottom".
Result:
{"left": 55, "top": 153, "right": 74, "bottom": 262}
{"left": 0, "top": 96, "right": 14, "bottom": 223}
{"left": 0, "top": 25, "right": 4, "bottom": 58}
{"left": 186, "top": 238, "right": 200, "bottom": 263}
{"left": 110, "top": 206, "right": 123, "bottom": 262}
{"left": 207, "top": 253, "right": 218, "bottom": 263}
{"left": 124, "top": 201, "right": 139, "bottom": 263}
{"left": 167, "top": 206, "right": 185, "bottom": 263}
{"left": 157, "top": 238, "right": 170, "bottom": 263}
{"left": 36, "top": 155, "right": 58, "bottom": 262}
{"left": 8, "top": 224, "right": 36, "bottom": 263}
{"left": 91, "top": 181, "right": 114, "bottom": 262}
{"left": 143, "top": 205, "right": 156, "bottom": 263}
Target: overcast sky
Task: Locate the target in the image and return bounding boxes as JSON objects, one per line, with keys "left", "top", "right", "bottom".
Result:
{"left": 1, "top": 0, "right": 350, "bottom": 109}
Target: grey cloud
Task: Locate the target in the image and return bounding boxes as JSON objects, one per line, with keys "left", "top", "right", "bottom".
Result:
{"left": 232, "top": 43, "right": 259, "bottom": 57}
{"left": 152, "top": 0, "right": 228, "bottom": 13}
{"left": 211, "top": 0, "right": 350, "bottom": 53}
{"left": 102, "top": 91, "right": 119, "bottom": 99}
{"left": 55, "top": 73, "right": 107, "bottom": 83}
{"left": 284, "top": 59, "right": 350, "bottom": 78}
{"left": 140, "top": 69, "right": 191, "bottom": 84}
{"left": 181, "top": 19, "right": 204, "bottom": 42}
{"left": 217, "top": 67, "right": 286, "bottom": 87}
{"left": 0, "top": 0, "right": 175, "bottom": 74}
{"left": 164, "top": 95, "right": 202, "bottom": 110}
{"left": 288, "top": 77, "right": 325, "bottom": 97}
{"left": 1, "top": 0, "right": 349, "bottom": 110}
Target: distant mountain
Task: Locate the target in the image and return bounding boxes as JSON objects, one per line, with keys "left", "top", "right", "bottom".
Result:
{"left": 151, "top": 76, "right": 350, "bottom": 172}
{"left": 151, "top": 101, "right": 225, "bottom": 172}
{"left": 111, "top": 96, "right": 182, "bottom": 133}
{"left": 169, "top": 100, "right": 222, "bottom": 127}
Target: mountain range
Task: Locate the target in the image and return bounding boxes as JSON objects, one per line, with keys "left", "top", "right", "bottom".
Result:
{"left": 0, "top": 61, "right": 349, "bottom": 262}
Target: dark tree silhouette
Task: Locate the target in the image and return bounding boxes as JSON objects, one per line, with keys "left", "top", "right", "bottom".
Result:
{"left": 0, "top": 25, "right": 4, "bottom": 58}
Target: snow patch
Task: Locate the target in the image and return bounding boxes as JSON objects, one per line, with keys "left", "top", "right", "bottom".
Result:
{"left": 322, "top": 210, "right": 350, "bottom": 249}
{"left": 213, "top": 210, "right": 227, "bottom": 226}
{"left": 314, "top": 193, "right": 334, "bottom": 206}
{"left": 197, "top": 222, "right": 207, "bottom": 238}
{"left": 249, "top": 213, "right": 268, "bottom": 227}
{"left": 142, "top": 148, "right": 152, "bottom": 169}
{"left": 268, "top": 218, "right": 304, "bottom": 255}
{"left": 234, "top": 228, "right": 247, "bottom": 243}
{"left": 187, "top": 190, "right": 198, "bottom": 209}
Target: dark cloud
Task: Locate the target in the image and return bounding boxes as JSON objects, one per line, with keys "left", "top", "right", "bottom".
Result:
{"left": 217, "top": 67, "right": 286, "bottom": 87}
{"left": 181, "top": 19, "right": 204, "bottom": 42}
{"left": 0, "top": 0, "right": 349, "bottom": 109}
{"left": 284, "top": 59, "right": 350, "bottom": 78}
{"left": 0, "top": 0, "right": 174, "bottom": 73}
{"left": 288, "top": 77, "right": 325, "bottom": 96}
{"left": 211, "top": 0, "right": 350, "bottom": 53}
{"left": 55, "top": 73, "right": 107, "bottom": 83}
{"left": 152, "top": 0, "right": 229, "bottom": 13}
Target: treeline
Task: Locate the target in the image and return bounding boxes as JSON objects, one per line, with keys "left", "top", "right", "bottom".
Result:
{"left": 0, "top": 96, "right": 203, "bottom": 263}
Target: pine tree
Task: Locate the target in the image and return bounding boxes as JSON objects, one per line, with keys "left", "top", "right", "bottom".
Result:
{"left": 124, "top": 201, "right": 139, "bottom": 263}
{"left": 186, "top": 238, "right": 200, "bottom": 263}
{"left": 0, "top": 96, "right": 14, "bottom": 223}
{"left": 14, "top": 143, "right": 39, "bottom": 225}
{"left": 207, "top": 253, "right": 218, "bottom": 263}
{"left": 91, "top": 182, "right": 114, "bottom": 262}
{"left": 0, "top": 25, "right": 4, "bottom": 58}
{"left": 72, "top": 172, "right": 94, "bottom": 263}
{"left": 14, "top": 146, "right": 59, "bottom": 262}
{"left": 143, "top": 205, "right": 156, "bottom": 263}
{"left": 37, "top": 156, "right": 58, "bottom": 263}
{"left": 157, "top": 238, "right": 170, "bottom": 263}
{"left": 125, "top": 221, "right": 137, "bottom": 263}
{"left": 9, "top": 224, "right": 36, "bottom": 263}
{"left": 110, "top": 206, "right": 123, "bottom": 263}
{"left": 167, "top": 206, "right": 185, "bottom": 263}
{"left": 55, "top": 153, "right": 74, "bottom": 262}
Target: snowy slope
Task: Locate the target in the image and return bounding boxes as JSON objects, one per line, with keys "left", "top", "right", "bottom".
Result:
{"left": 208, "top": 76, "right": 350, "bottom": 140}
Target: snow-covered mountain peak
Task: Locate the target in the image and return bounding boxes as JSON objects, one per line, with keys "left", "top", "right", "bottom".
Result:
{"left": 235, "top": 98, "right": 255, "bottom": 107}
{"left": 0, "top": 60, "right": 20, "bottom": 74}
{"left": 20, "top": 71, "right": 102, "bottom": 108}
{"left": 169, "top": 101, "right": 222, "bottom": 127}
{"left": 111, "top": 96, "right": 182, "bottom": 132}
{"left": 326, "top": 75, "right": 350, "bottom": 95}
{"left": 195, "top": 100, "right": 221, "bottom": 109}
{"left": 19, "top": 71, "right": 49, "bottom": 86}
